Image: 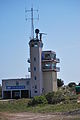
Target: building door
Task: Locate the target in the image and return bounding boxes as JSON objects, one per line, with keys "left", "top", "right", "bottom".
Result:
{"left": 21, "top": 90, "right": 29, "bottom": 98}
{"left": 3, "top": 91, "right": 11, "bottom": 99}
{"left": 12, "top": 90, "right": 20, "bottom": 99}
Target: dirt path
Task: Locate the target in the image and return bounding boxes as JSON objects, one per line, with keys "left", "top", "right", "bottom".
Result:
{"left": 0, "top": 112, "right": 80, "bottom": 120}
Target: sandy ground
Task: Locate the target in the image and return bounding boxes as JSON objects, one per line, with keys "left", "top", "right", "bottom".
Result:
{"left": 0, "top": 112, "right": 80, "bottom": 120}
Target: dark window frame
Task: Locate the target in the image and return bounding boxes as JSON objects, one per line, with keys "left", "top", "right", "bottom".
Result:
{"left": 34, "top": 67, "right": 36, "bottom": 71}
{"left": 35, "top": 91, "right": 37, "bottom": 93}
{"left": 34, "top": 57, "right": 36, "bottom": 61}
{"left": 34, "top": 76, "right": 37, "bottom": 80}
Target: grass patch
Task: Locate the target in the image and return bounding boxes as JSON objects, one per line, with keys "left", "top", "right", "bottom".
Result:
{"left": 0, "top": 99, "right": 30, "bottom": 112}
{"left": 27, "top": 102, "right": 80, "bottom": 113}
{"left": 0, "top": 99, "right": 80, "bottom": 113}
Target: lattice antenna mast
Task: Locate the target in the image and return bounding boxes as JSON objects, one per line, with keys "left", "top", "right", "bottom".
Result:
{"left": 25, "top": 7, "right": 39, "bottom": 39}
{"left": 31, "top": 8, "right": 34, "bottom": 39}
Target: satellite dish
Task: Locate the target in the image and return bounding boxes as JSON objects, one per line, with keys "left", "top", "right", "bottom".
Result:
{"left": 35, "top": 29, "right": 39, "bottom": 34}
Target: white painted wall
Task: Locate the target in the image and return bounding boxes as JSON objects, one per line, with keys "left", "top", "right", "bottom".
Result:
{"left": 29, "top": 40, "right": 43, "bottom": 97}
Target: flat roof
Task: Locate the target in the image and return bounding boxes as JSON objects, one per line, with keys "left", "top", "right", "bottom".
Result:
{"left": 42, "top": 50, "right": 56, "bottom": 54}
{"left": 2, "top": 78, "right": 31, "bottom": 81}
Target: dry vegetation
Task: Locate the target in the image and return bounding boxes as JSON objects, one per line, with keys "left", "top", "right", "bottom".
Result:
{"left": 0, "top": 87, "right": 80, "bottom": 120}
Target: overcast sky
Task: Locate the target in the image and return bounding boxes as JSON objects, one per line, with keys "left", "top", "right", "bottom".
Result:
{"left": 0, "top": 0, "right": 80, "bottom": 85}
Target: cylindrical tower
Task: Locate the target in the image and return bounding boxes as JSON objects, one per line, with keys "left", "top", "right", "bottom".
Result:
{"left": 29, "top": 29, "right": 43, "bottom": 97}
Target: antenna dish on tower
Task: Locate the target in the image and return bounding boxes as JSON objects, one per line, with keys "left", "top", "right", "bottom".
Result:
{"left": 35, "top": 29, "right": 39, "bottom": 39}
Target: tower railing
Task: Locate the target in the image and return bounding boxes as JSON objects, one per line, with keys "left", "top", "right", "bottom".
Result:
{"left": 42, "top": 58, "right": 60, "bottom": 63}
{"left": 42, "top": 66, "right": 60, "bottom": 72}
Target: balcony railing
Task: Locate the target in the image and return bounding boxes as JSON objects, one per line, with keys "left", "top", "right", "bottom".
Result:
{"left": 42, "top": 58, "right": 60, "bottom": 63}
{"left": 42, "top": 66, "right": 60, "bottom": 72}
{"left": 53, "top": 58, "right": 60, "bottom": 63}
{"left": 53, "top": 67, "right": 60, "bottom": 72}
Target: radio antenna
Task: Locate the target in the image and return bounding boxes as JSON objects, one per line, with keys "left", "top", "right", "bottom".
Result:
{"left": 25, "top": 7, "right": 39, "bottom": 39}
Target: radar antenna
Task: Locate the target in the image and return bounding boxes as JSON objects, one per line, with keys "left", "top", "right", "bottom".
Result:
{"left": 39, "top": 33, "right": 47, "bottom": 41}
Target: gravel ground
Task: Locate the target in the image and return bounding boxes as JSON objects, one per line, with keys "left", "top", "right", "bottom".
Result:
{"left": 0, "top": 111, "right": 80, "bottom": 120}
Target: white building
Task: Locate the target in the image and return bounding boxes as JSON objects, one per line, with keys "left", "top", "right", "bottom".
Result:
{"left": 2, "top": 78, "right": 30, "bottom": 99}
{"left": 2, "top": 29, "right": 60, "bottom": 99}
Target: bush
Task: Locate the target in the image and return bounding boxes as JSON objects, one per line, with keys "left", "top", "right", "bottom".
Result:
{"left": 68, "top": 82, "right": 76, "bottom": 88}
{"left": 28, "top": 89, "right": 78, "bottom": 106}
{"left": 45, "top": 92, "right": 55, "bottom": 104}
{"left": 28, "top": 95, "right": 48, "bottom": 106}
{"left": 45, "top": 91, "right": 65, "bottom": 104}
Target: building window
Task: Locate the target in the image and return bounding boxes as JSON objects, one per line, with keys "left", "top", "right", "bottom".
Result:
{"left": 35, "top": 85, "right": 37, "bottom": 89}
{"left": 5, "top": 81, "right": 8, "bottom": 86}
{"left": 43, "top": 63, "right": 51, "bottom": 69}
{"left": 16, "top": 81, "right": 19, "bottom": 86}
{"left": 45, "top": 54, "right": 51, "bottom": 60}
{"left": 35, "top": 91, "right": 37, "bottom": 93}
{"left": 26, "top": 81, "right": 29, "bottom": 85}
{"left": 34, "top": 76, "right": 36, "bottom": 80}
{"left": 52, "top": 63, "right": 56, "bottom": 69}
{"left": 34, "top": 43, "right": 38, "bottom": 47}
{"left": 34, "top": 57, "right": 36, "bottom": 61}
{"left": 52, "top": 54, "right": 56, "bottom": 59}
{"left": 34, "top": 67, "right": 36, "bottom": 71}
{"left": 42, "top": 52, "right": 44, "bottom": 60}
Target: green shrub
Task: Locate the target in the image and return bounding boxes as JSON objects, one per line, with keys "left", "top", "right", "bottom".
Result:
{"left": 69, "top": 94, "right": 78, "bottom": 101}
{"left": 28, "top": 95, "right": 48, "bottom": 106}
{"left": 45, "top": 91, "right": 65, "bottom": 104}
{"left": 28, "top": 90, "right": 78, "bottom": 106}
{"left": 45, "top": 92, "right": 55, "bottom": 104}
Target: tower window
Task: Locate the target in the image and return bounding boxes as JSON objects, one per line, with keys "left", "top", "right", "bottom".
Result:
{"left": 34, "top": 67, "right": 36, "bottom": 71}
{"left": 52, "top": 54, "right": 56, "bottom": 59}
{"left": 34, "top": 43, "right": 38, "bottom": 47}
{"left": 34, "top": 76, "right": 37, "bottom": 80}
{"left": 45, "top": 54, "right": 51, "bottom": 60}
{"left": 34, "top": 57, "right": 36, "bottom": 61}
{"left": 52, "top": 63, "right": 56, "bottom": 69}
{"left": 35, "top": 91, "right": 37, "bottom": 93}
{"left": 35, "top": 85, "right": 37, "bottom": 89}
{"left": 43, "top": 63, "right": 51, "bottom": 69}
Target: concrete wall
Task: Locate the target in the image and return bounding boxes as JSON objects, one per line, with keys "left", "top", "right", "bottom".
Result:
{"left": 29, "top": 40, "right": 43, "bottom": 97}
{"left": 43, "top": 71, "right": 57, "bottom": 94}
{"left": 2, "top": 78, "right": 30, "bottom": 91}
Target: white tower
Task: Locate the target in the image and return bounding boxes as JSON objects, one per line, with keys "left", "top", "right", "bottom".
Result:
{"left": 29, "top": 29, "right": 43, "bottom": 97}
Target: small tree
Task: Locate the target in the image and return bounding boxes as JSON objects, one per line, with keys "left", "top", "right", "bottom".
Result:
{"left": 57, "top": 79, "right": 64, "bottom": 87}
{"left": 68, "top": 82, "right": 76, "bottom": 88}
{"left": 45, "top": 92, "right": 55, "bottom": 104}
{"left": 45, "top": 91, "right": 65, "bottom": 104}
